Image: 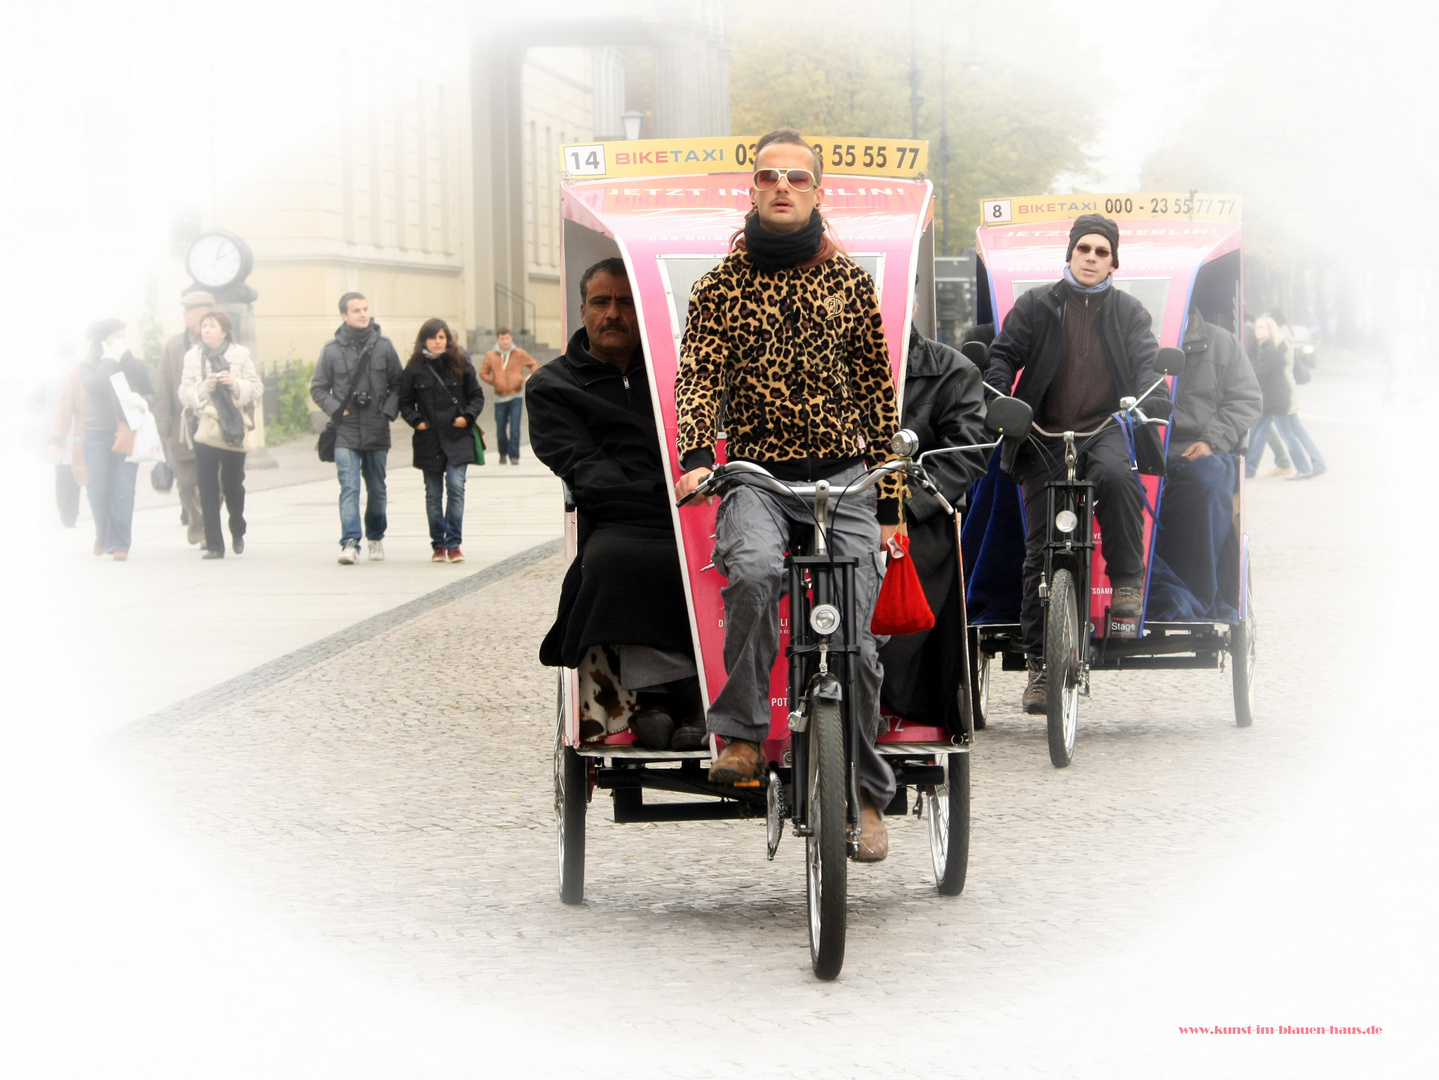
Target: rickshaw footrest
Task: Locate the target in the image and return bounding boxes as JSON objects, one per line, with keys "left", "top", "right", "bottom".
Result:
{"left": 613, "top": 800, "right": 757, "bottom": 823}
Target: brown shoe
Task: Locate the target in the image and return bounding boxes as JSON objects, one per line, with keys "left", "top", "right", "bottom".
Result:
{"left": 112, "top": 550, "right": 128, "bottom": 561}
{"left": 856, "top": 792, "right": 889, "bottom": 862}
{"left": 446, "top": 547, "right": 465, "bottom": 563}
{"left": 708, "top": 738, "right": 763, "bottom": 784}
{"left": 187, "top": 523, "right": 204, "bottom": 545}
{"left": 1023, "top": 658, "right": 1047, "bottom": 715}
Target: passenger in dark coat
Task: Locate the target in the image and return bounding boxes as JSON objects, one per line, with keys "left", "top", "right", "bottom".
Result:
{"left": 879, "top": 329, "right": 988, "bottom": 734}
{"left": 398, "top": 318, "right": 484, "bottom": 561}
{"left": 528, "top": 259, "right": 702, "bottom": 750}
{"left": 1150, "top": 308, "right": 1263, "bottom": 622}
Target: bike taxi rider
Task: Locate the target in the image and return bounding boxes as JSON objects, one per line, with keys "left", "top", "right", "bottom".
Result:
{"left": 528, "top": 258, "right": 708, "bottom": 753}
{"left": 985, "top": 213, "right": 1172, "bottom": 714}
{"left": 674, "top": 126, "right": 904, "bottom": 863}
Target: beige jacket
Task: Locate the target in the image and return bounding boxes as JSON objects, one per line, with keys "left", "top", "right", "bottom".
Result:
{"left": 178, "top": 342, "right": 263, "bottom": 445}
{"left": 479, "top": 346, "right": 538, "bottom": 398}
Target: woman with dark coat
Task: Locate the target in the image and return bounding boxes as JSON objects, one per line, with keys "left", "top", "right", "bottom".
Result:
{"left": 398, "top": 318, "right": 484, "bottom": 562}
{"left": 79, "top": 319, "right": 157, "bottom": 560}
{"left": 878, "top": 329, "right": 988, "bottom": 734}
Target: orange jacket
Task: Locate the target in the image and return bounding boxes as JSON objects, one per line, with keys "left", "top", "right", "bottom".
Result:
{"left": 479, "top": 346, "right": 538, "bottom": 397}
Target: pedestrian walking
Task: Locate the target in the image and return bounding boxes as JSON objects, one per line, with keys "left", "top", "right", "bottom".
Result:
{"left": 79, "top": 319, "right": 156, "bottom": 560}
{"left": 155, "top": 290, "right": 214, "bottom": 544}
{"left": 310, "top": 292, "right": 404, "bottom": 564}
{"left": 478, "top": 327, "right": 537, "bottom": 465}
{"left": 179, "top": 309, "right": 262, "bottom": 558}
{"left": 1245, "top": 313, "right": 1327, "bottom": 480}
{"left": 398, "top": 318, "right": 484, "bottom": 563}
{"left": 47, "top": 355, "right": 87, "bottom": 528}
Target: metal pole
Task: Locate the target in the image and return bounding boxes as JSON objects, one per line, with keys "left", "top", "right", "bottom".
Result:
{"left": 909, "top": 0, "right": 923, "bottom": 140}
{"left": 940, "top": 42, "right": 950, "bottom": 256}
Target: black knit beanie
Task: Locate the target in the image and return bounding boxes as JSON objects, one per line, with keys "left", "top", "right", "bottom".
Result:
{"left": 1066, "top": 214, "right": 1120, "bottom": 269}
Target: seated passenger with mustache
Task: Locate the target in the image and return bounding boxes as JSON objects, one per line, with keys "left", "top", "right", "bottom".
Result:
{"left": 527, "top": 258, "right": 705, "bottom": 751}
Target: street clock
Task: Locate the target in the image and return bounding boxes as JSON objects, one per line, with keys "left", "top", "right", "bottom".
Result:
{"left": 184, "top": 229, "right": 257, "bottom": 302}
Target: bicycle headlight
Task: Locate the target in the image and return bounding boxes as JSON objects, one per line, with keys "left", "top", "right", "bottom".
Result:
{"left": 810, "top": 604, "right": 841, "bottom": 635}
{"left": 1055, "top": 510, "right": 1078, "bottom": 534}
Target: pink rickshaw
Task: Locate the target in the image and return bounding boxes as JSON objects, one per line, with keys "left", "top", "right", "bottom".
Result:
{"left": 963, "top": 193, "right": 1256, "bottom": 768}
{"left": 550, "top": 136, "right": 983, "bottom": 980}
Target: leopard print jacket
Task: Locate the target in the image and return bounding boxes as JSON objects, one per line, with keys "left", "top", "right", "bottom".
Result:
{"left": 675, "top": 249, "right": 904, "bottom": 517}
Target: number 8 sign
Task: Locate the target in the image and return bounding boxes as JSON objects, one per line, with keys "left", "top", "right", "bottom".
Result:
{"left": 983, "top": 199, "right": 1013, "bottom": 224}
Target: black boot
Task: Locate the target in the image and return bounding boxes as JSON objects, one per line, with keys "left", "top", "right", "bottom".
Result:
{"left": 667, "top": 675, "right": 709, "bottom": 751}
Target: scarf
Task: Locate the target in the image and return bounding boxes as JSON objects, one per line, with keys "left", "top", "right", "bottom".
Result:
{"left": 339, "top": 322, "right": 374, "bottom": 348}
{"left": 202, "top": 339, "right": 247, "bottom": 448}
{"left": 743, "top": 209, "right": 825, "bottom": 272}
{"left": 1063, "top": 266, "right": 1113, "bottom": 295}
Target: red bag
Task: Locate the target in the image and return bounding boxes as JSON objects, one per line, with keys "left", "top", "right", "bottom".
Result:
{"left": 870, "top": 534, "right": 935, "bottom": 635}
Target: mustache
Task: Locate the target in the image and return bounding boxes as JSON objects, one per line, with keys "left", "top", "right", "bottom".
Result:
{"left": 597, "top": 320, "right": 630, "bottom": 332}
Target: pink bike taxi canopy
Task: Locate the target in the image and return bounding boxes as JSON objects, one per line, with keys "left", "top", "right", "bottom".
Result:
{"left": 559, "top": 134, "right": 935, "bottom": 741}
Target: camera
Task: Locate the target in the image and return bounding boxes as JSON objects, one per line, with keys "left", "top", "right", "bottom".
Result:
{"left": 353, "top": 390, "right": 373, "bottom": 408}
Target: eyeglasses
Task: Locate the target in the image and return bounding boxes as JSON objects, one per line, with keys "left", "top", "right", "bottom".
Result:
{"left": 753, "top": 168, "right": 817, "bottom": 192}
{"left": 1074, "top": 242, "right": 1112, "bottom": 259}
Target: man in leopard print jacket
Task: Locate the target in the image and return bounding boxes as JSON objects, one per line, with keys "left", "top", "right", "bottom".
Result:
{"left": 674, "top": 127, "right": 903, "bottom": 862}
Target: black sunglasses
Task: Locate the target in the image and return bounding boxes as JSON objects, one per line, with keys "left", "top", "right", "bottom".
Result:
{"left": 1074, "top": 242, "right": 1112, "bottom": 259}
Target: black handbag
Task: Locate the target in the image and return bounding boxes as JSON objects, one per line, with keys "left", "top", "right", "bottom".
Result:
{"left": 317, "top": 339, "right": 378, "bottom": 462}
{"left": 151, "top": 443, "right": 175, "bottom": 492}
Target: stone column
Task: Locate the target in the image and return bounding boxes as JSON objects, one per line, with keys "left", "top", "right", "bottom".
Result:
{"left": 591, "top": 47, "right": 626, "bottom": 140}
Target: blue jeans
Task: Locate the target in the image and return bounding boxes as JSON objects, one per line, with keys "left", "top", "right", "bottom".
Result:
{"left": 335, "top": 447, "right": 388, "bottom": 546}
{"left": 83, "top": 430, "right": 139, "bottom": 553}
{"left": 1286, "top": 413, "right": 1327, "bottom": 473}
{"left": 1246, "top": 414, "right": 1321, "bottom": 477}
{"left": 495, "top": 398, "right": 522, "bottom": 460}
{"left": 423, "top": 463, "right": 467, "bottom": 548}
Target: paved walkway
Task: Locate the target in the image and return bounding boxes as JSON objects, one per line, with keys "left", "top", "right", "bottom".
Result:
{"left": 32, "top": 421, "right": 560, "bottom": 733}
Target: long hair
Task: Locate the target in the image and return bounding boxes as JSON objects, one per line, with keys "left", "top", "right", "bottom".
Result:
{"left": 1253, "top": 313, "right": 1289, "bottom": 347}
{"left": 410, "top": 317, "right": 467, "bottom": 378}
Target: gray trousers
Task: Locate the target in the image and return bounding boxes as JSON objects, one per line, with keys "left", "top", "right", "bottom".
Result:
{"left": 707, "top": 463, "right": 896, "bottom": 805}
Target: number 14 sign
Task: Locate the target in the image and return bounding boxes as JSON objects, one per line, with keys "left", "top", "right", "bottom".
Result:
{"left": 564, "top": 145, "right": 607, "bottom": 176}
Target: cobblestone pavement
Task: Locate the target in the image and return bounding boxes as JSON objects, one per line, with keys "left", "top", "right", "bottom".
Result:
{"left": 72, "top": 361, "right": 1437, "bottom": 1077}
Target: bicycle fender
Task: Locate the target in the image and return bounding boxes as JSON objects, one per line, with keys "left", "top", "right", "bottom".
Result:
{"left": 809, "top": 675, "right": 844, "bottom": 703}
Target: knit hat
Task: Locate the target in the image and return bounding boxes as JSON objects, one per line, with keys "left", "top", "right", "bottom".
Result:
{"left": 87, "top": 318, "right": 125, "bottom": 342}
{"left": 181, "top": 290, "right": 215, "bottom": 308}
{"left": 1066, "top": 214, "right": 1120, "bottom": 269}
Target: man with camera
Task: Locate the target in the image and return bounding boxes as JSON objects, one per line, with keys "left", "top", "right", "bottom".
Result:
{"left": 311, "top": 292, "right": 404, "bottom": 564}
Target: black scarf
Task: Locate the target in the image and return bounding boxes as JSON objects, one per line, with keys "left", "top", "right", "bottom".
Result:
{"left": 743, "top": 209, "right": 824, "bottom": 272}
{"left": 339, "top": 322, "right": 375, "bottom": 348}
{"left": 202, "top": 340, "right": 247, "bottom": 449}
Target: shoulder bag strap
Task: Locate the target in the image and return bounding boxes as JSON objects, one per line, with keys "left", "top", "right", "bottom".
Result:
{"left": 335, "top": 338, "right": 378, "bottom": 413}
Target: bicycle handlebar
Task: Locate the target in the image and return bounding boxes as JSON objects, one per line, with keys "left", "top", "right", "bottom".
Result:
{"left": 677, "top": 455, "right": 957, "bottom": 517}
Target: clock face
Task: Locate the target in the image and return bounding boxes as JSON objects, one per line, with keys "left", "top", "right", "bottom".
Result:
{"left": 188, "top": 233, "right": 243, "bottom": 288}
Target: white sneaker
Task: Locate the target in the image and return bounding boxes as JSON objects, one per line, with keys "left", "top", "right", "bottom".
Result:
{"left": 367, "top": 540, "right": 385, "bottom": 561}
{"left": 337, "top": 542, "right": 359, "bottom": 565}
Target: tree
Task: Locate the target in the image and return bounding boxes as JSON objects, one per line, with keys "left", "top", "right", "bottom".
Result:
{"left": 728, "top": 0, "right": 1104, "bottom": 249}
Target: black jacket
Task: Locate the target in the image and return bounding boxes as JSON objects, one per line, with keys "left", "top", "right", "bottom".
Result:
{"left": 530, "top": 329, "right": 690, "bottom": 668}
{"left": 902, "top": 333, "right": 989, "bottom": 522}
{"left": 526, "top": 328, "right": 671, "bottom": 530}
{"left": 986, "top": 279, "right": 1172, "bottom": 475}
{"left": 80, "top": 351, "right": 157, "bottom": 433}
{"left": 1172, "top": 307, "right": 1262, "bottom": 456}
{"left": 398, "top": 354, "right": 484, "bottom": 470}
{"left": 310, "top": 323, "right": 404, "bottom": 451}
{"left": 1252, "top": 340, "right": 1294, "bottom": 416}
